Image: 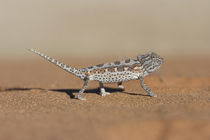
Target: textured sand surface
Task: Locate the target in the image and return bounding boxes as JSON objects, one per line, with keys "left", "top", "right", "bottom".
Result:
{"left": 0, "top": 57, "right": 210, "bottom": 140}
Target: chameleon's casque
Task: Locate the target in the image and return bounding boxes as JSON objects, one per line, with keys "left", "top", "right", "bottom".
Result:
{"left": 29, "top": 49, "right": 164, "bottom": 100}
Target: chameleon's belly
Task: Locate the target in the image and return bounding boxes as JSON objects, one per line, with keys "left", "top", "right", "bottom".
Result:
{"left": 89, "top": 71, "right": 140, "bottom": 83}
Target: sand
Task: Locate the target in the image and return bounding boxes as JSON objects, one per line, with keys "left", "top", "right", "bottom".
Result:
{"left": 0, "top": 57, "right": 210, "bottom": 140}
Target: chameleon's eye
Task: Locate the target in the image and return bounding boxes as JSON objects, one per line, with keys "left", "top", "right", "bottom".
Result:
{"left": 140, "top": 58, "right": 145, "bottom": 64}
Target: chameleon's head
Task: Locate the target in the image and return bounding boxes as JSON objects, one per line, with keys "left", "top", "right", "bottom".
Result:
{"left": 137, "top": 52, "right": 164, "bottom": 75}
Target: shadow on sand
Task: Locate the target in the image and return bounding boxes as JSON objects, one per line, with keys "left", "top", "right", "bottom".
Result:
{"left": 0, "top": 87, "right": 149, "bottom": 99}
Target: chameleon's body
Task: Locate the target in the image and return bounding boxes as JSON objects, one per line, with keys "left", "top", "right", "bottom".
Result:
{"left": 29, "top": 49, "right": 164, "bottom": 100}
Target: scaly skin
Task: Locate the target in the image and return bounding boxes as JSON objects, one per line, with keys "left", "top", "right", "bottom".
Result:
{"left": 29, "top": 49, "right": 164, "bottom": 100}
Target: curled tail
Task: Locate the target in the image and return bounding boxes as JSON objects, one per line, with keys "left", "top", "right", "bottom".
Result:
{"left": 29, "top": 49, "right": 86, "bottom": 80}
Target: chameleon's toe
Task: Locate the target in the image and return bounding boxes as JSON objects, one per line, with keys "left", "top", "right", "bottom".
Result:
{"left": 105, "top": 92, "right": 111, "bottom": 95}
{"left": 100, "top": 92, "right": 111, "bottom": 96}
{"left": 149, "top": 93, "right": 157, "bottom": 97}
{"left": 118, "top": 85, "right": 124, "bottom": 89}
{"left": 78, "top": 95, "right": 86, "bottom": 100}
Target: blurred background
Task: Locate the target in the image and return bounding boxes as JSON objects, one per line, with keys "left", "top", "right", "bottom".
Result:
{"left": 0, "top": 1, "right": 210, "bottom": 140}
{"left": 0, "top": 0, "right": 210, "bottom": 60}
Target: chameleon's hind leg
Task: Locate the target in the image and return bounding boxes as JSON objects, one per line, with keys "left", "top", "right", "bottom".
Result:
{"left": 99, "top": 82, "right": 110, "bottom": 96}
{"left": 78, "top": 80, "right": 89, "bottom": 100}
{"left": 117, "top": 82, "right": 124, "bottom": 90}
{"left": 139, "top": 77, "right": 157, "bottom": 97}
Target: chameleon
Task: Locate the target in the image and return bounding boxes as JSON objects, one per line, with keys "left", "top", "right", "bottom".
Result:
{"left": 29, "top": 49, "right": 164, "bottom": 100}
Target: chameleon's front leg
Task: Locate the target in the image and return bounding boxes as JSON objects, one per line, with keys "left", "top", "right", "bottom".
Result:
{"left": 78, "top": 79, "right": 89, "bottom": 100}
{"left": 99, "top": 82, "right": 110, "bottom": 96}
{"left": 139, "top": 77, "right": 157, "bottom": 97}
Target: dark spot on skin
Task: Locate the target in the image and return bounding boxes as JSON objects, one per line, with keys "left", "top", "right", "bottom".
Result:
{"left": 127, "top": 66, "right": 133, "bottom": 71}
{"left": 108, "top": 67, "right": 115, "bottom": 72}
{"left": 98, "top": 69, "right": 105, "bottom": 73}
{"left": 135, "top": 64, "right": 141, "bottom": 68}
{"left": 143, "top": 63, "right": 150, "bottom": 70}
{"left": 125, "top": 59, "right": 130, "bottom": 63}
{"left": 117, "top": 66, "right": 124, "bottom": 72}
{"left": 140, "top": 57, "right": 146, "bottom": 65}
{"left": 96, "top": 64, "right": 104, "bottom": 67}
{"left": 114, "top": 61, "right": 120, "bottom": 65}
{"left": 131, "top": 64, "right": 137, "bottom": 69}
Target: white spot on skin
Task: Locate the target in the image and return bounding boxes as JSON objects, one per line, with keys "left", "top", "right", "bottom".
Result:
{"left": 51, "top": 59, "right": 55, "bottom": 62}
{"left": 134, "top": 67, "right": 140, "bottom": 70}
{"left": 63, "top": 64, "right": 67, "bottom": 69}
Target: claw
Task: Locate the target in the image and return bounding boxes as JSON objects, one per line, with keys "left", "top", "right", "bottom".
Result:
{"left": 149, "top": 93, "right": 157, "bottom": 97}
{"left": 118, "top": 85, "right": 124, "bottom": 89}
{"left": 100, "top": 92, "right": 111, "bottom": 96}
{"left": 78, "top": 95, "right": 86, "bottom": 100}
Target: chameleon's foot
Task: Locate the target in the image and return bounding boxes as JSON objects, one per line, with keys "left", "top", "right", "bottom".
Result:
{"left": 139, "top": 77, "right": 157, "bottom": 98}
{"left": 100, "top": 85, "right": 111, "bottom": 96}
{"left": 117, "top": 82, "right": 124, "bottom": 90}
{"left": 78, "top": 95, "right": 86, "bottom": 100}
{"left": 149, "top": 93, "right": 157, "bottom": 97}
{"left": 118, "top": 85, "right": 124, "bottom": 89}
{"left": 100, "top": 92, "right": 111, "bottom": 97}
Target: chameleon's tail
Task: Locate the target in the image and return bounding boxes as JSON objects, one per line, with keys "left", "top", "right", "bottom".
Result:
{"left": 29, "top": 49, "right": 86, "bottom": 79}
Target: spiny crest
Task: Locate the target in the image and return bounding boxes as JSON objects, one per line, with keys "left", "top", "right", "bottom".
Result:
{"left": 137, "top": 52, "right": 164, "bottom": 74}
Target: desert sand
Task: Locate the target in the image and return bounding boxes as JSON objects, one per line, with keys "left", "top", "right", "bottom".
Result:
{"left": 0, "top": 56, "right": 210, "bottom": 140}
